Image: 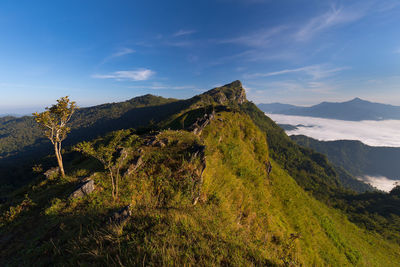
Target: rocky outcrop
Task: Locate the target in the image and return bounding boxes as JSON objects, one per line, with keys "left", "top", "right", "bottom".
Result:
{"left": 202, "top": 80, "right": 247, "bottom": 105}
{"left": 110, "top": 205, "right": 132, "bottom": 224}
{"left": 191, "top": 144, "right": 206, "bottom": 205}
{"left": 266, "top": 161, "right": 272, "bottom": 178}
{"left": 125, "top": 154, "right": 144, "bottom": 176}
{"left": 144, "top": 133, "right": 168, "bottom": 147}
{"left": 68, "top": 179, "right": 95, "bottom": 199}
{"left": 44, "top": 167, "right": 60, "bottom": 179}
{"left": 190, "top": 111, "right": 215, "bottom": 135}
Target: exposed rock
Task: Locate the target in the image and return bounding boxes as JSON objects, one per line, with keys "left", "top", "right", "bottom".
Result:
{"left": 191, "top": 144, "right": 207, "bottom": 205}
{"left": 190, "top": 111, "right": 215, "bottom": 135}
{"left": 154, "top": 138, "right": 168, "bottom": 148}
{"left": 202, "top": 80, "right": 247, "bottom": 105}
{"left": 143, "top": 133, "right": 168, "bottom": 147}
{"left": 110, "top": 205, "right": 132, "bottom": 224}
{"left": 68, "top": 179, "right": 95, "bottom": 199}
{"left": 119, "top": 148, "right": 129, "bottom": 162}
{"left": 125, "top": 155, "right": 144, "bottom": 176}
{"left": 143, "top": 133, "right": 158, "bottom": 146}
{"left": 44, "top": 167, "right": 60, "bottom": 179}
{"left": 266, "top": 161, "right": 272, "bottom": 178}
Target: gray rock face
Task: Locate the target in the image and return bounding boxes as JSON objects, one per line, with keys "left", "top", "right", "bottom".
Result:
{"left": 143, "top": 133, "right": 168, "bottom": 147}
{"left": 110, "top": 205, "right": 132, "bottom": 224}
{"left": 202, "top": 80, "right": 247, "bottom": 105}
{"left": 68, "top": 179, "right": 95, "bottom": 199}
{"left": 44, "top": 167, "right": 60, "bottom": 179}
{"left": 191, "top": 144, "right": 207, "bottom": 205}
{"left": 266, "top": 161, "right": 272, "bottom": 178}
{"left": 190, "top": 112, "right": 215, "bottom": 135}
{"left": 125, "top": 155, "right": 144, "bottom": 176}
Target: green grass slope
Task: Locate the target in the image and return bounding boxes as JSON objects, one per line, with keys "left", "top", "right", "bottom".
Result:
{"left": 240, "top": 101, "right": 373, "bottom": 198}
{"left": 1, "top": 108, "right": 399, "bottom": 266}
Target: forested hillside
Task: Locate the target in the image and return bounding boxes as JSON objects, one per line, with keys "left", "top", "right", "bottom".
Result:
{"left": 1, "top": 81, "right": 400, "bottom": 266}
{"left": 291, "top": 135, "right": 400, "bottom": 181}
{"left": 0, "top": 95, "right": 181, "bottom": 191}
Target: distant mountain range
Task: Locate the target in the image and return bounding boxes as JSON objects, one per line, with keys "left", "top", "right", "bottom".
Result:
{"left": 0, "top": 114, "right": 23, "bottom": 118}
{"left": 258, "top": 98, "right": 400, "bottom": 121}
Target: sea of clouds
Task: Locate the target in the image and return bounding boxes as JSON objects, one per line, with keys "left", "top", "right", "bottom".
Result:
{"left": 266, "top": 113, "right": 400, "bottom": 191}
{"left": 358, "top": 176, "right": 399, "bottom": 192}
{"left": 266, "top": 113, "right": 400, "bottom": 147}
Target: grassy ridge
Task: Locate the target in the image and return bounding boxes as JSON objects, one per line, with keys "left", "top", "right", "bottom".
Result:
{"left": 2, "top": 111, "right": 399, "bottom": 266}
{"left": 1, "top": 81, "right": 400, "bottom": 265}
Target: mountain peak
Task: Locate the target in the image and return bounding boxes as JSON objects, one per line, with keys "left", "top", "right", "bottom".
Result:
{"left": 202, "top": 80, "right": 247, "bottom": 105}
{"left": 349, "top": 97, "right": 366, "bottom": 103}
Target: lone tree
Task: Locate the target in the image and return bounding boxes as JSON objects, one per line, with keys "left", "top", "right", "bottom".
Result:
{"left": 33, "top": 96, "right": 77, "bottom": 178}
{"left": 74, "top": 130, "right": 134, "bottom": 201}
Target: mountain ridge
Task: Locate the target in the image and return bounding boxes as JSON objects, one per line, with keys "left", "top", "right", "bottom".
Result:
{"left": 1, "top": 81, "right": 400, "bottom": 265}
{"left": 258, "top": 97, "right": 400, "bottom": 121}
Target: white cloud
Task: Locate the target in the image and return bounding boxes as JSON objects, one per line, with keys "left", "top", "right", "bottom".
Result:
{"left": 100, "top": 48, "right": 135, "bottom": 65}
{"left": 219, "top": 26, "right": 286, "bottom": 47}
{"left": 246, "top": 64, "right": 348, "bottom": 80}
{"left": 395, "top": 47, "right": 400, "bottom": 54}
{"left": 127, "top": 84, "right": 195, "bottom": 90}
{"left": 111, "top": 48, "right": 135, "bottom": 58}
{"left": 173, "top": 29, "right": 196, "bottom": 37}
{"left": 295, "top": 6, "right": 366, "bottom": 41}
{"left": 376, "top": 0, "right": 400, "bottom": 12}
{"left": 92, "top": 69, "right": 155, "bottom": 81}
{"left": 165, "top": 41, "right": 193, "bottom": 47}
{"left": 358, "top": 175, "right": 398, "bottom": 192}
{"left": 267, "top": 113, "right": 400, "bottom": 147}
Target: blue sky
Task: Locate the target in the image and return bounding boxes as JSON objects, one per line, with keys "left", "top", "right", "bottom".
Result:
{"left": 1, "top": 0, "right": 400, "bottom": 113}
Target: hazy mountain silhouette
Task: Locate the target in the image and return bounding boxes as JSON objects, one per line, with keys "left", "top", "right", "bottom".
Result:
{"left": 258, "top": 98, "right": 400, "bottom": 121}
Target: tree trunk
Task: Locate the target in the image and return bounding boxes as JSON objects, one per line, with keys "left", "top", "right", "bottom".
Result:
{"left": 109, "top": 168, "right": 115, "bottom": 200}
{"left": 115, "top": 165, "right": 121, "bottom": 200}
{"left": 54, "top": 142, "right": 65, "bottom": 178}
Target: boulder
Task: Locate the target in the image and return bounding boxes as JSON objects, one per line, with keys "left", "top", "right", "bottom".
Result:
{"left": 68, "top": 179, "right": 95, "bottom": 199}
{"left": 266, "top": 161, "right": 272, "bottom": 178}
{"left": 125, "top": 155, "right": 144, "bottom": 176}
{"left": 191, "top": 144, "right": 207, "bottom": 205}
{"left": 44, "top": 167, "right": 60, "bottom": 179}
{"left": 190, "top": 112, "right": 215, "bottom": 135}
{"left": 110, "top": 205, "right": 132, "bottom": 224}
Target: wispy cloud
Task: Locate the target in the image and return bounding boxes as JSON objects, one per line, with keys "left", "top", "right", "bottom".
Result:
{"left": 92, "top": 69, "right": 155, "bottom": 81}
{"left": 173, "top": 29, "right": 196, "bottom": 37}
{"left": 164, "top": 41, "right": 193, "bottom": 47}
{"left": 375, "top": 0, "right": 400, "bottom": 12}
{"left": 208, "top": 49, "right": 295, "bottom": 66}
{"left": 295, "top": 5, "right": 366, "bottom": 41}
{"left": 394, "top": 47, "right": 400, "bottom": 54}
{"left": 217, "top": 0, "right": 269, "bottom": 4}
{"left": 111, "top": 47, "right": 135, "bottom": 58}
{"left": 127, "top": 83, "right": 196, "bottom": 90}
{"left": 246, "top": 64, "right": 348, "bottom": 80}
{"left": 100, "top": 47, "right": 135, "bottom": 65}
{"left": 219, "top": 26, "right": 286, "bottom": 47}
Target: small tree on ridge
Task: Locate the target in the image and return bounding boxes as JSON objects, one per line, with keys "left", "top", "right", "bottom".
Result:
{"left": 33, "top": 96, "right": 77, "bottom": 178}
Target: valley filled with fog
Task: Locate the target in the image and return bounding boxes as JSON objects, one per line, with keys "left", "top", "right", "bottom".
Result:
{"left": 267, "top": 113, "right": 400, "bottom": 147}
{"left": 267, "top": 113, "right": 400, "bottom": 191}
